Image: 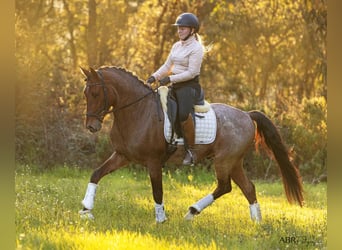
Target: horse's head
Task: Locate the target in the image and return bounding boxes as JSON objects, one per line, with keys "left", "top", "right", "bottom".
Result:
{"left": 81, "top": 67, "right": 112, "bottom": 133}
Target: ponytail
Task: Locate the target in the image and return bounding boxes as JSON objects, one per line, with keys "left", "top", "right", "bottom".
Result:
{"left": 195, "top": 33, "right": 213, "bottom": 54}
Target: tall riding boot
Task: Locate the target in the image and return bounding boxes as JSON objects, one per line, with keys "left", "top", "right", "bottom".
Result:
{"left": 181, "top": 114, "right": 197, "bottom": 165}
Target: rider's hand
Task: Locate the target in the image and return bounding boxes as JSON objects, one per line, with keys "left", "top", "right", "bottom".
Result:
{"left": 146, "top": 76, "right": 156, "bottom": 85}
{"left": 159, "top": 76, "right": 171, "bottom": 86}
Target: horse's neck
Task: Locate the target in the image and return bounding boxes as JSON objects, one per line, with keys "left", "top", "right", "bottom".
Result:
{"left": 104, "top": 69, "right": 164, "bottom": 154}
{"left": 108, "top": 71, "right": 154, "bottom": 120}
{"left": 115, "top": 89, "right": 152, "bottom": 114}
{"left": 106, "top": 70, "right": 149, "bottom": 107}
{"left": 110, "top": 83, "right": 156, "bottom": 145}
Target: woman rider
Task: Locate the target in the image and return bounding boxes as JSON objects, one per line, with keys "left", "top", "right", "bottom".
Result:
{"left": 146, "top": 13, "right": 205, "bottom": 165}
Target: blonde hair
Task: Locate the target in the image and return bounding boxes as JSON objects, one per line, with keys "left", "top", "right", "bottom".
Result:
{"left": 195, "top": 33, "right": 213, "bottom": 54}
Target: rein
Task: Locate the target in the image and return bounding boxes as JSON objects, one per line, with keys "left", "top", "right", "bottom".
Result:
{"left": 112, "top": 91, "right": 153, "bottom": 113}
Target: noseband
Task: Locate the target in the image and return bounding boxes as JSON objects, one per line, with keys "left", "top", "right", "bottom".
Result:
{"left": 85, "top": 70, "right": 154, "bottom": 122}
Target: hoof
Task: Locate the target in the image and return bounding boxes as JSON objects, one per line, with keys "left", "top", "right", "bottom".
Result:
{"left": 79, "top": 209, "right": 94, "bottom": 220}
{"left": 184, "top": 210, "right": 195, "bottom": 220}
{"left": 184, "top": 207, "right": 199, "bottom": 220}
{"left": 156, "top": 217, "right": 168, "bottom": 224}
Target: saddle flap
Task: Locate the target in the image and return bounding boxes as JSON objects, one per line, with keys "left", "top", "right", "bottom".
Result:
{"left": 158, "top": 86, "right": 216, "bottom": 144}
{"left": 163, "top": 108, "right": 217, "bottom": 145}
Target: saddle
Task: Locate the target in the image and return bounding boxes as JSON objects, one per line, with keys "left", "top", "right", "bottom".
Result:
{"left": 158, "top": 86, "right": 210, "bottom": 136}
{"left": 158, "top": 86, "right": 216, "bottom": 161}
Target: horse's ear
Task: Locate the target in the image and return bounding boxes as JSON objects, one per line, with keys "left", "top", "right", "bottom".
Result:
{"left": 89, "top": 67, "right": 101, "bottom": 81}
{"left": 80, "top": 67, "right": 91, "bottom": 78}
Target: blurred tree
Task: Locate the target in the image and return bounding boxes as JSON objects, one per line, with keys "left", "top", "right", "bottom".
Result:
{"left": 15, "top": 0, "right": 327, "bottom": 180}
{"left": 87, "top": 0, "right": 97, "bottom": 66}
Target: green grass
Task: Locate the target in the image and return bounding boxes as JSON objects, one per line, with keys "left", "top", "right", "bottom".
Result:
{"left": 15, "top": 165, "right": 327, "bottom": 250}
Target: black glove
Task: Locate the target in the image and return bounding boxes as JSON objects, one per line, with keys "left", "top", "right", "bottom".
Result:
{"left": 146, "top": 76, "right": 156, "bottom": 84}
{"left": 159, "top": 76, "right": 171, "bottom": 86}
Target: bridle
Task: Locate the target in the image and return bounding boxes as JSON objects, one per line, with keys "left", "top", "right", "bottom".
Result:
{"left": 85, "top": 70, "right": 154, "bottom": 122}
{"left": 85, "top": 71, "right": 113, "bottom": 122}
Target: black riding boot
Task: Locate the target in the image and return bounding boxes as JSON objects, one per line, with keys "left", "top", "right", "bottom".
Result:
{"left": 181, "top": 114, "right": 197, "bottom": 165}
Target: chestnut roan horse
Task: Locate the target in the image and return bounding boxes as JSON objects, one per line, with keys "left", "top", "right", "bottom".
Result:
{"left": 79, "top": 66, "right": 303, "bottom": 223}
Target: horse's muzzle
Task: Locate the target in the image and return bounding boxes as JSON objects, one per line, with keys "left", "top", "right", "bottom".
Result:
{"left": 86, "top": 120, "right": 102, "bottom": 133}
{"left": 87, "top": 125, "right": 99, "bottom": 133}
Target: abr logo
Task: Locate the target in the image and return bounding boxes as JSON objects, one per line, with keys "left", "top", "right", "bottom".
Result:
{"left": 279, "top": 236, "right": 298, "bottom": 244}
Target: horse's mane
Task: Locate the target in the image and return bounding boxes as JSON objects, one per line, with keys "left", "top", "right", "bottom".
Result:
{"left": 98, "top": 66, "right": 152, "bottom": 91}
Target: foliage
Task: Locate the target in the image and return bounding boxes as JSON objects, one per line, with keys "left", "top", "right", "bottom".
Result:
{"left": 281, "top": 96, "right": 327, "bottom": 180}
{"left": 16, "top": 165, "right": 327, "bottom": 249}
{"left": 243, "top": 95, "right": 327, "bottom": 182}
{"left": 15, "top": 0, "right": 327, "bottom": 180}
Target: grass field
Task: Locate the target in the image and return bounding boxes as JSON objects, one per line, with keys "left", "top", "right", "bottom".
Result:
{"left": 15, "top": 165, "right": 327, "bottom": 250}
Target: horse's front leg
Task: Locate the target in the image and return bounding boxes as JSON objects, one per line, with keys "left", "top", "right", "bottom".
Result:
{"left": 79, "top": 151, "right": 128, "bottom": 219}
{"left": 148, "top": 163, "right": 167, "bottom": 223}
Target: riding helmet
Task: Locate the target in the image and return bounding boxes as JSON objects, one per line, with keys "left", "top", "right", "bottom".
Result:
{"left": 173, "top": 13, "right": 200, "bottom": 33}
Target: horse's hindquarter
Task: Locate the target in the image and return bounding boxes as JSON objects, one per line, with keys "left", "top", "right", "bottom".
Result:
{"left": 167, "top": 103, "right": 255, "bottom": 165}
{"left": 211, "top": 103, "right": 255, "bottom": 155}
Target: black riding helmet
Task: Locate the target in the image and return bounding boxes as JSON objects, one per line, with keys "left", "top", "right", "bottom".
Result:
{"left": 173, "top": 13, "right": 200, "bottom": 33}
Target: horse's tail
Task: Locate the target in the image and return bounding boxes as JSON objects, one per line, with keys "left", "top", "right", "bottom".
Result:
{"left": 248, "top": 110, "right": 304, "bottom": 206}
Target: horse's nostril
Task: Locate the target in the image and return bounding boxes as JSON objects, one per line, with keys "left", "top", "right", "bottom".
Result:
{"left": 87, "top": 125, "right": 96, "bottom": 133}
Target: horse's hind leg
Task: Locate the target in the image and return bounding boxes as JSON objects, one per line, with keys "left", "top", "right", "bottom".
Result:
{"left": 184, "top": 161, "right": 233, "bottom": 220}
{"left": 79, "top": 152, "right": 128, "bottom": 219}
{"left": 231, "top": 161, "right": 262, "bottom": 222}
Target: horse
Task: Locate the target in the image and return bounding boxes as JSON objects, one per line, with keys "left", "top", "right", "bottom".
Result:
{"left": 79, "top": 66, "right": 304, "bottom": 223}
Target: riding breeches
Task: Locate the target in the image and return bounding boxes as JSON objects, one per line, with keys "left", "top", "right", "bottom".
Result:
{"left": 173, "top": 83, "right": 201, "bottom": 122}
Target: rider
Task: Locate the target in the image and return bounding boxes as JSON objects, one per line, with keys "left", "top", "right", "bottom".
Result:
{"left": 146, "top": 13, "right": 205, "bottom": 165}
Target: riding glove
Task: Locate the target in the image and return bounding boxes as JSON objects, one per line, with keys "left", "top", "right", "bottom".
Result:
{"left": 146, "top": 76, "right": 156, "bottom": 84}
{"left": 159, "top": 76, "right": 171, "bottom": 86}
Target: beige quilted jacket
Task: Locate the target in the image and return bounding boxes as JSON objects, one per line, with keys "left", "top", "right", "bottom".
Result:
{"left": 152, "top": 35, "right": 204, "bottom": 84}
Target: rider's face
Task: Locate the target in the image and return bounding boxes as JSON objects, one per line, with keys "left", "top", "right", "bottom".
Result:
{"left": 178, "top": 26, "right": 192, "bottom": 40}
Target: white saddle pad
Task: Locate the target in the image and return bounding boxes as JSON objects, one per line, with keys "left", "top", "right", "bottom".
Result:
{"left": 164, "top": 108, "right": 217, "bottom": 145}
